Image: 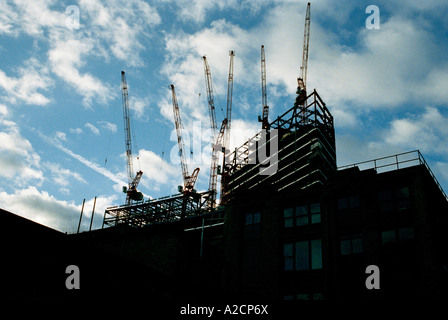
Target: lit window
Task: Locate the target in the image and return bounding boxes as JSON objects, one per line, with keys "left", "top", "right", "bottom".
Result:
{"left": 284, "top": 203, "right": 321, "bottom": 228}
{"left": 295, "top": 241, "right": 310, "bottom": 270}
{"left": 284, "top": 240, "right": 322, "bottom": 271}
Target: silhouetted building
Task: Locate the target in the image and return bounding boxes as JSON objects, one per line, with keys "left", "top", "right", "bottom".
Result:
{"left": 2, "top": 89, "right": 448, "bottom": 304}
{"left": 224, "top": 150, "right": 448, "bottom": 301}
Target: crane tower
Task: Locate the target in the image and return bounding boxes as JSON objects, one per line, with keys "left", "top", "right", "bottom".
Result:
{"left": 169, "top": 84, "right": 200, "bottom": 193}
{"left": 259, "top": 45, "right": 269, "bottom": 129}
{"left": 121, "top": 71, "right": 143, "bottom": 204}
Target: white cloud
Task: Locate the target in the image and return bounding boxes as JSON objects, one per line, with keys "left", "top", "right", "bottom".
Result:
{"left": 70, "top": 127, "right": 83, "bottom": 134}
{"left": 0, "top": 0, "right": 66, "bottom": 37}
{"left": 97, "top": 120, "right": 117, "bottom": 133}
{"left": 55, "top": 131, "right": 67, "bottom": 142}
{"left": 136, "top": 149, "right": 178, "bottom": 188}
{"left": 48, "top": 38, "right": 112, "bottom": 107}
{"left": 129, "top": 96, "right": 149, "bottom": 119}
{"left": 0, "top": 110, "right": 43, "bottom": 186}
{"left": 229, "top": 118, "right": 261, "bottom": 152}
{"left": 175, "top": 0, "right": 233, "bottom": 23}
{"left": 310, "top": 16, "right": 445, "bottom": 109}
{"left": 170, "top": 0, "right": 267, "bottom": 23}
{"left": 0, "top": 187, "right": 117, "bottom": 232}
{"left": 434, "top": 162, "right": 448, "bottom": 195}
{"left": 330, "top": 108, "right": 357, "bottom": 128}
{"left": 160, "top": 1, "right": 447, "bottom": 115}
{"left": 43, "top": 161, "right": 87, "bottom": 187}
{"left": 78, "top": 0, "right": 161, "bottom": 66}
{"left": 380, "top": 107, "right": 448, "bottom": 155}
{"left": 84, "top": 122, "right": 100, "bottom": 135}
{"left": 1, "top": 0, "right": 162, "bottom": 108}
{"left": 38, "top": 131, "right": 127, "bottom": 187}
{"left": 0, "top": 104, "right": 8, "bottom": 117}
{"left": 0, "top": 58, "right": 52, "bottom": 105}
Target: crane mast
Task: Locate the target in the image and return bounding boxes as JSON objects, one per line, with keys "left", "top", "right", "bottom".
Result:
{"left": 297, "top": 2, "right": 310, "bottom": 98}
{"left": 202, "top": 56, "right": 220, "bottom": 208}
{"left": 224, "top": 50, "right": 235, "bottom": 156}
{"left": 121, "top": 71, "right": 143, "bottom": 204}
{"left": 295, "top": 2, "right": 311, "bottom": 123}
{"left": 220, "top": 51, "right": 235, "bottom": 205}
{"left": 260, "top": 45, "right": 269, "bottom": 129}
{"left": 169, "top": 84, "right": 200, "bottom": 193}
{"left": 202, "top": 56, "right": 217, "bottom": 136}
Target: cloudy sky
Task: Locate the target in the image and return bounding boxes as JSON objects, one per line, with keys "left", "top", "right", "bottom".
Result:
{"left": 0, "top": 0, "right": 447, "bottom": 232}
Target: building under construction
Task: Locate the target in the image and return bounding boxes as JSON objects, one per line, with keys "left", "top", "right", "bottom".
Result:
{"left": 101, "top": 3, "right": 332, "bottom": 229}
{"left": 2, "top": 2, "right": 448, "bottom": 306}
{"left": 102, "top": 87, "right": 335, "bottom": 228}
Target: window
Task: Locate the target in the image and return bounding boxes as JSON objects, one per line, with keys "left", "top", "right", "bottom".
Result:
{"left": 283, "top": 240, "right": 322, "bottom": 271}
{"left": 378, "top": 187, "right": 411, "bottom": 212}
{"left": 340, "top": 233, "right": 363, "bottom": 255}
{"left": 295, "top": 241, "right": 310, "bottom": 270}
{"left": 395, "top": 187, "right": 411, "bottom": 210}
{"left": 284, "top": 243, "right": 294, "bottom": 271}
{"left": 310, "top": 203, "right": 321, "bottom": 224}
{"left": 337, "top": 195, "right": 360, "bottom": 210}
{"left": 284, "top": 203, "right": 321, "bottom": 228}
{"left": 296, "top": 205, "right": 308, "bottom": 226}
{"left": 381, "top": 230, "right": 396, "bottom": 245}
{"left": 245, "top": 212, "right": 260, "bottom": 225}
{"left": 382, "top": 227, "right": 415, "bottom": 245}
{"left": 283, "top": 208, "right": 294, "bottom": 228}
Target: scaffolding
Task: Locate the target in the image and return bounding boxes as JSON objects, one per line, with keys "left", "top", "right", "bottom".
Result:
{"left": 221, "top": 89, "right": 336, "bottom": 203}
{"left": 103, "top": 190, "right": 213, "bottom": 228}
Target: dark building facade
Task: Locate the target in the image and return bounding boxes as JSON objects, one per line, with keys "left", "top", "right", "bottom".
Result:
{"left": 2, "top": 150, "right": 448, "bottom": 304}
{"left": 2, "top": 89, "right": 447, "bottom": 304}
{"left": 224, "top": 151, "right": 448, "bottom": 301}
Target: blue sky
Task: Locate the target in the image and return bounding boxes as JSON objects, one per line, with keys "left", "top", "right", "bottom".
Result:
{"left": 0, "top": 0, "right": 447, "bottom": 232}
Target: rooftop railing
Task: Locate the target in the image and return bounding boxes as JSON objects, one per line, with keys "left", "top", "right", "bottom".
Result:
{"left": 338, "top": 150, "right": 447, "bottom": 201}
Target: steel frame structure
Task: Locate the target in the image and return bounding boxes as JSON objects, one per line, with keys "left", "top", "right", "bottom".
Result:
{"left": 103, "top": 190, "right": 213, "bottom": 228}
{"left": 221, "top": 89, "right": 336, "bottom": 203}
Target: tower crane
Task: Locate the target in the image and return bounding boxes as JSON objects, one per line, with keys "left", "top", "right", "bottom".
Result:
{"left": 224, "top": 50, "right": 235, "bottom": 154}
{"left": 202, "top": 56, "right": 220, "bottom": 208}
{"left": 202, "top": 56, "right": 217, "bottom": 136}
{"left": 295, "top": 2, "right": 311, "bottom": 119}
{"left": 259, "top": 45, "right": 269, "bottom": 129}
{"left": 169, "top": 84, "right": 200, "bottom": 193}
{"left": 120, "top": 71, "right": 143, "bottom": 204}
{"left": 220, "top": 50, "right": 235, "bottom": 204}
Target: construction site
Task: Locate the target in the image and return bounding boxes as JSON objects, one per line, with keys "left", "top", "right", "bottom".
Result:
{"left": 2, "top": 2, "right": 448, "bottom": 305}
{"left": 101, "top": 3, "right": 333, "bottom": 229}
